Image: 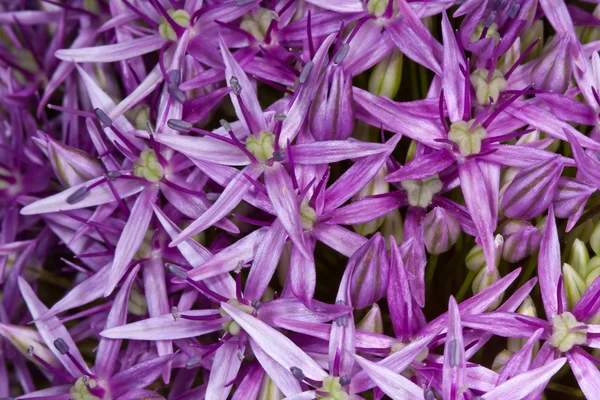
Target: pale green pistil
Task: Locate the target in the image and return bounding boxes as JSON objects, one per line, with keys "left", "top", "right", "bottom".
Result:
{"left": 0, "top": 166, "right": 10, "bottom": 190}
{"left": 316, "top": 376, "right": 349, "bottom": 400}
{"left": 471, "top": 22, "right": 500, "bottom": 45}
{"left": 448, "top": 120, "right": 487, "bottom": 157}
{"left": 220, "top": 299, "right": 254, "bottom": 336}
{"left": 70, "top": 377, "right": 102, "bottom": 400}
{"left": 245, "top": 131, "right": 275, "bottom": 163}
{"left": 299, "top": 199, "right": 317, "bottom": 230}
{"left": 133, "top": 149, "right": 164, "bottom": 183}
{"left": 470, "top": 68, "right": 507, "bottom": 106}
{"left": 549, "top": 312, "right": 587, "bottom": 352}
{"left": 401, "top": 175, "right": 443, "bottom": 208}
{"left": 158, "top": 10, "right": 190, "bottom": 41}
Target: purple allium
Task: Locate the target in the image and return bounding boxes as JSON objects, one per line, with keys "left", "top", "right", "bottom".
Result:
{"left": 5, "top": 0, "right": 600, "bottom": 398}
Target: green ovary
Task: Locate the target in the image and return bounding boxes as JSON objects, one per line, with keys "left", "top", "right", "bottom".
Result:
{"left": 158, "top": 9, "right": 190, "bottom": 41}
{"left": 448, "top": 120, "right": 487, "bottom": 157}
{"left": 245, "top": 131, "right": 276, "bottom": 163}
{"left": 134, "top": 149, "right": 164, "bottom": 183}
{"left": 316, "top": 376, "right": 349, "bottom": 400}
{"left": 549, "top": 312, "right": 587, "bottom": 352}
{"left": 220, "top": 299, "right": 254, "bottom": 336}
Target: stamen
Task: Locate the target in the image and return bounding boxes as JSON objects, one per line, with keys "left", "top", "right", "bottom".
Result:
{"left": 333, "top": 43, "right": 349, "bottom": 65}
{"left": 171, "top": 306, "right": 180, "bottom": 320}
{"left": 122, "top": 0, "right": 159, "bottom": 28}
{"left": 482, "top": 84, "right": 533, "bottom": 128}
{"left": 167, "top": 263, "right": 188, "bottom": 279}
{"left": 439, "top": 89, "right": 449, "bottom": 132}
{"left": 299, "top": 61, "right": 313, "bottom": 84}
{"left": 592, "top": 87, "right": 600, "bottom": 108}
{"left": 28, "top": 346, "right": 74, "bottom": 383}
{"left": 54, "top": 338, "right": 69, "bottom": 355}
{"left": 180, "top": 313, "right": 222, "bottom": 321}
{"left": 251, "top": 299, "right": 261, "bottom": 309}
{"left": 424, "top": 388, "right": 436, "bottom": 400}
{"left": 505, "top": 38, "right": 541, "bottom": 79}
{"left": 47, "top": 104, "right": 95, "bottom": 119}
{"left": 168, "top": 70, "right": 180, "bottom": 85}
{"left": 339, "top": 374, "right": 351, "bottom": 387}
{"left": 168, "top": 83, "right": 186, "bottom": 103}
{"left": 506, "top": 1, "right": 520, "bottom": 18}
{"left": 291, "top": 366, "right": 305, "bottom": 381}
{"left": 186, "top": 355, "right": 202, "bottom": 368}
{"left": 66, "top": 186, "right": 90, "bottom": 204}
{"left": 230, "top": 76, "right": 242, "bottom": 96}
{"left": 220, "top": 119, "right": 232, "bottom": 132}
{"left": 448, "top": 339, "right": 460, "bottom": 367}
{"left": 484, "top": 11, "right": 496, "bottom": 28}
{"left": 95, "top": 108, "right": 139, "bottom": 155}
{"left": 286, "top": 139, "right": 299, "bottom": 190}
{"left": 94, "top": 108, "right": 113, "bottom": 127}
{"left": 106, "top": 170, "right": 121, "bottom": 180}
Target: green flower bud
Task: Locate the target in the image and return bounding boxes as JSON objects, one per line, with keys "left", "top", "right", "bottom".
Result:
{"left": 368, "top": 49, "right": 403, "bottom": 99}
{"left": 563, "top": 263, "right": 586, "bottom": 310}
{"left": 492, "top": 349, "right": 513, "bottom": 373}
{"left": 240, "top": 8, "right": 274, "bottom": 42}
{"left": 472, "top": 268, "right": 502, "bottom": 311}
{"left": 357, "top": 303, "right": 384, "bottom": 334}
{"left": 586, "top": 256, "right": 600, "bottom": 287}
{"left": 381, "top": 209, "right": 404, "bottom": 248}
{"left": 258, "top": 374, "right": 284, "bottom": 400}
{"left": 368, "top": 0, "right": 391, "bottom": 17}
{"left": 353, "top": 165, "right": 389, "bottom": 235}
{"left": 466, "top": 235, "right": 503, "bottom": 272}
{"left": 569, "top": 239, "right": 589, "bottom": 277}
{"left": 521, "top": 20, "right": 544, "bottom": 61}
{"left": 590, "top": 220, "right": 600, "bottom": 255}
{"left": 128, "top": 284, "right": 148, "bottom": 316}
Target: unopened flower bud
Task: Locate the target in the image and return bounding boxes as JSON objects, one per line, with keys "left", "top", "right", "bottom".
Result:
{"left": 491, "top": 349, "right": 513, "bottom": 373}
{"left": 356, "top": 303, "right": 384, "bottom": 334}
{"left": 553, "top": 178, "right": 595, "bottom": 221}
{"left": 501, "top": 220, "right": 541, "bottom": 263}
{"left": 585, "top": 256, "right": 600, "bottom": 287}
{"left": 472, "top": 267, "right": 502, "bottom": 310}
{"left": 349, "top": 233, "right": 389, "bottom": 309}
{"left": 580, "top": 5, "right": 600, "bottom": 44}
{"left": 258, "top": 374, "right": 284, "bottom": 400}
{"left": 569, "top": 239, "right": 590, "bottom": 277}
{"left": 240, "top": 8, "right": 274, "bottom": 42}
{"left": 501, "top": 157, "right": 563, "bottom": 220}
{"left": 563, "top": 263, "right": 586, "bottom": 310}
{"left": 381, "top": 209, "right": 404, "bottom": 247}
{"left": 590, "top": 220, "right": 600, "bottom": 256}
{"left": 466, "top": 235, "right": 503, "bottom": 272}
{"left": 368, "top": 49, "right": 403, "bottom": 99}
{"left": 353, "top": 165, "right": 389, "bottom": 235}
{"left": 34, "top": 132, "right": 104, "bottom": 188}
{"left": 521, "top": 20, "right": 543, "bottom": 61}
{"left": 310, "top": 67, "right": 354, "bottom": 141}
{"left": 531, "top": 37, "right": 571, "bottom": 93}
{"left": 423, "top": 207, "right": 460, "bottom": 255}
{"left": 508, "top": 296, "right": 538, "bottom": 352}
{"left": 128, "top": 284, "right": 148, "bottom": 316}
{"left": 469, "top": 69, "right": 507, "bottom": 105}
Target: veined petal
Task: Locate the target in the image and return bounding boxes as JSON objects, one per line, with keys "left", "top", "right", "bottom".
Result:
{"left": 100, "top": 310, "right": 223, "bottom": 340}
{"left": 502, "top": 156, "right": 563, "bottom": 220}
{"left": 459, "top": 160, "right": 496, "bottom": 273}
{"left": 387, "top": 150, "right": 455, "bottom": 182}
{"left": 109, "top": 353, "right": 176, "bottom": 397}
{"left": 323, "top": 193, "right": 407, "bottom": 226}
{"left": 105, "top": 188, "right": 158, "bottom": 296}
{"left": 565, "top": 129, "right": 600, "bottom": 188}
{"left": 95, "top": 265, "right": 140, "bottom": 379}
{"left": 386, "top": 18, "right": 442, "bottom": 76}
{"left": 187, "top": 227, "right": 267, "bottom": 281}
{"left": 354, "top": 88, "right": 445, "bottom": 148}
{"left": 219, "top": 38, "right": 267, "bottom": 133}
{"left": 249, "top": 338, "right": 302, "bottom": 397}
{"left": 304, "top": 0, "right": 364, "bottom": 12}
{"left": 461, "top": 313, "right": 548, "bottom": 338}
{"left": 171, "top": 164, "right": 263, "bottom": 247}
{"left": 264, "top": 163, "right": 311, "bottom": 260}
{"left": 56, "top": 35, "right": 165, "bottom": 62}
{"left": 497, "top": 328, "right": 543, "bottom": 384}
{"left": 352, "top": 354, "right": 424, "bottom": 400}
{"left": 20, "top": 178, "right": 145, "bottom": 215}
{"left": 442, "top": 12, "right": 465, "bottom": 122}
{"left": 539, "top": 206, "right": 562, "bottom": 319}
{"left": 312, "top": 223, "right": 368, "bottom": 258}
{"left": 443, "top": 297, "right": 465, "bottom": 400}
{"left": 291, "top": 141, "right": 390, "bottom": 164}
{"left": 220, "top": 301, "right": 328, "bottom": 381}
{"left": 567, "top": 346, "right": 600, "bottom": 400}
{"left": 18, "top": 277, "right": 91, "bottom": 377}
{"left": 244, "top": 221, "right": 287, "bottom": 301}
{"left": 206, "top": 343, "right": 244, "bottom": 400}
{"left": 155, "top": 134, "right": 250, "bottom": 166}
{"left": 44, "top": 264, "right": 110, "bottom": 318}
{"left": 481, "top": 358, "right": 566, "bottom": 400}
{"left": 258, "top": 298, "right": 351, "bottom": 326}
{"left": 289, "top": 237, "right": 317, "bottom": 306}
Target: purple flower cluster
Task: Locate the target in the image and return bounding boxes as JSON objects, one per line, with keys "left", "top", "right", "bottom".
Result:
{"left": 5, "top": 0, "right": 600, "bottom": 398}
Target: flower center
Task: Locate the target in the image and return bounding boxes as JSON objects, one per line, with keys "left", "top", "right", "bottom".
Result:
{"left": 0, "top": 166, "right": 11, "bottom": 190}
{"left": 400, "top": 175, "right": 443, "bottom": 208}
{"left": 299, "top": 199, "right": 317, "bottom": 230}
{"left": 69, "top": 377, "right": 105, "bottom": 400}
{"left": 133, "top": 149, "right": 164, "bottom": 183}
{"left": 316, "top": 376, "right": 349, "bottom": 400}
{"left": 470, "top": 22, "right": 500, "bottom": 45}
{"left": 469, "top": 69, "right": 507, "bottom": 106}
{"left": 448, "top": 120, "right": 487, "bottom": 157}
{"left": 549, "top": 312, "right": 587, "bottom": 352}
{"left": 245, "top": 131, "right": 276, "bottom": 163}
{"left": 158, "top": 9, "right": 190, "bottom": 41}
{"left": 219, "top": 299, "right": 254, "bottom": 336}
